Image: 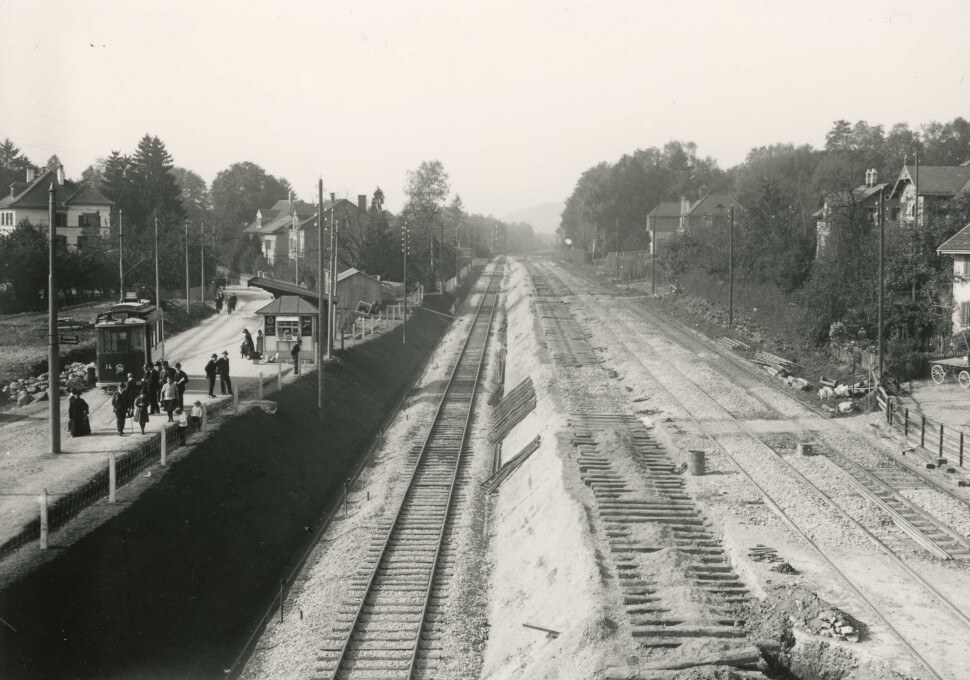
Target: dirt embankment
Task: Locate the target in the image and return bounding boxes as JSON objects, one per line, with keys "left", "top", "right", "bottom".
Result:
{"left": 0, "top": 296, "right": 456, "bottom": 680}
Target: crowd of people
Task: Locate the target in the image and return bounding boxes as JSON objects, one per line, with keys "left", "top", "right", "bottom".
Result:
{"left": 214, "top": 290, "right": 237, "bottom": 315}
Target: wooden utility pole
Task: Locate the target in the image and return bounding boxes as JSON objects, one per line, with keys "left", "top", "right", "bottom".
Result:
{"left": 403, "top": 220, "right": 408, "bottom": 345}
{"left": 293, "top": 213, "right": 300, "bottom": 286}
{"left": 200, "top": 221, "right": 205, "bottom": 306}
{"left": 729, "top": 206, "right": 734, "bottom": 327}
{"left": 650, "top": 218, "right": 656, "bottom": 295}
{"left": 327, "top": 194, "right": 336, "bottom": 360}
{"left": 155, "top": 216, "right": 165, "bottom": 358}
{"left": 118, "top": 209, "right": 124, "bottom": 299}
{"left": 318, "top": 179, "right": 324, "bottom": 411}
{"left": 184, "top": 221, "right": 190, "bottom": 313}
{"left": 615, "top": 216, "right": 620, "bottom": 279}
{"left": 878, "top": 191, "right": 885, "bottom": 378}
{"left": 913, "top": 149, "right": 919, "bottom": 302}
{"left": 48, "top": 182, "right": 60, "bottom": 454}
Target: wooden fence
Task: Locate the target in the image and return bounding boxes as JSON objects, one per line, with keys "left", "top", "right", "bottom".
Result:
{"left": 881, "top": 397, "right": 967, "bottom": 469}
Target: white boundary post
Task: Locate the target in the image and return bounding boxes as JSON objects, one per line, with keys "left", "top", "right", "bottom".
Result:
{"left": 39, "top": 489, "right": 49, "bottom": 549}
{"left": 201, "top": 406, "right": 208, "bottom": 436}
{"left": 161, "top": 427, "right": 168, "bottom": 465}
{"left": 233, "top": 385, "right": 239, "bottom": 414}
{"left": 258, "top": 371, "right": 263, "bottom": 400}
{"left": 109, "top": 452, "right": 117, "bottom": 503}
{"left": 277, "top": 361, "right": 283, "bottom": 390}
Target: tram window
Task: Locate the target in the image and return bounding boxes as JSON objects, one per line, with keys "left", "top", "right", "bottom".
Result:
{"left": 131, "top": 331, "right": 144, "bottom": 350}
{"left": 99, "top": 330, "right": 129, "bottom": 352}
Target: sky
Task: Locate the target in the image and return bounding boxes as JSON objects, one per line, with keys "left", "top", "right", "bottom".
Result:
{"left": 1, "top": 0, "right": 968, "bottom": 231}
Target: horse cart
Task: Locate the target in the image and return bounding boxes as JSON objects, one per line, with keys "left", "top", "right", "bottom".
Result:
{"left": 930, "top": 357, "right": 970, "bottom": 388}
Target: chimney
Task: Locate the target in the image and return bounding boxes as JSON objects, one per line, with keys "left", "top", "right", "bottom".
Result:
{"left": 864, "top": 169, "right": 871, "bottom": 187}
{"left": 56, "top": 165, "right": 65, "bottom": 185}
{"left": 358, "top": 194, "right": 367, "bottom": 212}
{"left": 26, "top": 167, "right": 35, "bottom": 183}
{"left": 288, "top": 189, "right": 293, "bottom": 204}
{"left": 870, "top": 168, "right": 878, "bottom": 186}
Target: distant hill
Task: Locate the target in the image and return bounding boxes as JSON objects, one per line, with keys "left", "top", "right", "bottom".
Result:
{"left": 503, "top": 202, "right": 564, "bottom": 235}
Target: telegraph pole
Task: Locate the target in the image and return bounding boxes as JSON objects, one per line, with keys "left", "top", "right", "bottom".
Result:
{"left": 48, "top": 182, "right": 61, "bottom": 454}
{"left": 455, "top": 223, "right": 460, "bottom": 283}
{"left": 293, "top": 213, "right": 300, "bottom": 286}
{"left": 155, "top": 216, "right": 165, "bottom": 358}
{"left": 118, "top": 209, "right": 124, "bottom": 299}
{"left": 184, "top": 221, "right": 190, "bottom": 314}
{"left": 729, "top": 206, "right": 735, "bottom": 327}
{"left": 615, "top": 216, "right": 620, "bottom": 279}
{"left": 913, "top": 149, "right": 919, "bottom": 301}
{"left": 200, "top": 221, "right": 205, "bottom": 307}
{"left": 318, "top": 179, "right": 325, "bottom": 411}
{"left": 439, "top": 213, "right": 445, "bottom": 293}
{"left": 650, "top": 218, "right": 656, "bottom": 295}
{"left": 326, "top": 194, "right": 336, "bottom": 360}
{"left": 878, "top": 191, "right": 885, "bottom": 378}
{"left": 403, "top": 220, "right": 408, "bottom": 345}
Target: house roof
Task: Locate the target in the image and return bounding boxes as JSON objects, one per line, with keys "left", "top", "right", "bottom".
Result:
{"left": 337, "top": 267, "right": 379, "bottom": 283}
{"left": 243, "top": 198, "right": 364, "bottom": 234}
{"left": 890, "top": 165, "right": 970, "bottom": 199}
{"left": 823, "top": 183, "right": 890, "bottom": 209}
{"left": 686, "top": 193, "right": 741, "bottom": 217}
{"left": 938, "top": 222, "right": 970, "bottom": 254}
{"left": 254, "top": 295, "right": 320, "bottom": 315}
{"left": 647, "top": 202, "right": 681, "bottom": 218}
{"left": 0, "top": 169, "right": 112, "bottom": 210}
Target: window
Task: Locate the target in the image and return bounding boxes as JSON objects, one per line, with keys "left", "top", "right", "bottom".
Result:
{"left": 98, "top": 329, "right": 130, "bottom": 352}
{"left": 78, "top": 213, "right": 100, "bottom": 228}
{"left": 962, "top": 302, "right": 970, "bottom": 329}
{"left": 0, "top": 212, "right": 13, "bottom": 227}
{"left": 277, "top": 319, "right": 299, "bottom": 340}
{"left": 55, "top": 212, "right": 67, "bottom": 227}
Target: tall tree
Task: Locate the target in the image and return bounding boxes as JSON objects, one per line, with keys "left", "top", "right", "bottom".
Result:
{"left": 171, "top": 167, "right": 210, "bottom": 226}
{"left": 45, "top": 154, "right": 62, "bottom": 172}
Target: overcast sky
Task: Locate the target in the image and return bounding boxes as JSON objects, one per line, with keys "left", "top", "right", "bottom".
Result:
{"left": 1, "top": 0, "right": 968, "bottom": 229}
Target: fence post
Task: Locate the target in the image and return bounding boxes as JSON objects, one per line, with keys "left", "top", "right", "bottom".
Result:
{"left": 921, "top": 415, "right": 926, "bottom": 448}
{"left": 258, "top": 371, "right": 263, "bottom": 400}
{"left": 109, "top": 452, "right": 117, "bottom": 503}
{"left": 961, "top": 432, "right": 964, "bottom": 467}
{"left": 341, "top": 328, "right": 345, "bottom": 351}
{"left": 161, "top": 427, "right": 168, "bottom": 465}
{"left": 939, "top": 423, "right": 945, "bottom": 458}
{"left": 904, "top": 408, "right": 909, "bottom": 437}
{"left": 39, "top": 489, "right": 49, "bottom": 550}
{"left": 278, "top": 361, "right": 283, "bottom": 391}
{"left": 379, "top": 427, "right": 384, "bottom": 451}
{"left": 233, "top": 385, "right": 239, "bottom": 414}
{"left": 201, "top": 406, "right": 208, "bottom": 436}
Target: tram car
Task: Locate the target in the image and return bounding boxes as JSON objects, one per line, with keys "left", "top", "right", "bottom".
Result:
{"left": 94, "top": 296, "right": 164, "bottom": 388}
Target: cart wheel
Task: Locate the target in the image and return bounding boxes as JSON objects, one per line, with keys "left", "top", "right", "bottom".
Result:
{"left": 960, "top": 371, "right": 970, "bottom": 389}
{"left": 931, "top": 364, "right": 946, "bottom": 384}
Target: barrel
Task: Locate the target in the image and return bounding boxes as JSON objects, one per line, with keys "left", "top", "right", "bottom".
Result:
{"left": 688, "top": 449, "right": 706, "bottom": 476}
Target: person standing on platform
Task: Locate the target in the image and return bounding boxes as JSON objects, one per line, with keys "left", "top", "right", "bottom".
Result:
{"left": 291, "top": 338, "right": 301, "bottom": 375}
{"left": 145, "top": 363, "right": 160, "bottom": 414}
{"left": 112, "top": 384, "right": 129, "bottom": 435}
{"left": 216, "top": 350, "right": 232, "bottom": 395}
{"left": 256, "top": 329, "right": 264, "bottom": 355}
{"left": 153, "top": 361, "right": 164, "bottom": 410}
{"left": 204, "top": 353, "right": 218, "bottom": 397}
{"left": 134, "top": 386, "right": 150, "bottom": 435}
{"left": 70, "top": 388, "right": 90, "bottom": 436}
{"left": 161, "top": 376, "right": 179, "bottom": 422}
{"left": 174, "top": 362, "right": 188, "bottom": 408}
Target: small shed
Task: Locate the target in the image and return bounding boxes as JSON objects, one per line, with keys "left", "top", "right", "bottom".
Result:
{"left": 329, "top": 268, "right": 383, "bottom": 315}
{"left": 254, "top": 296, "right": 320, "bottom": 362}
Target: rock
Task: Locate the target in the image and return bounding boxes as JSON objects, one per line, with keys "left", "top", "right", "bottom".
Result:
{"left": 793, "top": 377, "right": 811, "bottom": 391}
{"left": 16, "top": 392, "right": 33, "bottom": 407}
{"left": 834, "top": 384, "right": 851, "bottom": 397}
{"left": 837, "top": 401, "right": 854, "bottom": 414}
{"left": 818, "top": 386, "right": 835, "bottom": 400}
{"left": 36, "top": 391, "right": 48, "bottom": 402}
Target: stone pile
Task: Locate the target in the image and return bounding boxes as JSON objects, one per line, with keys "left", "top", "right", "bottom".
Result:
{"left": 1, "top": 361, "right": 92, "bottom": 407}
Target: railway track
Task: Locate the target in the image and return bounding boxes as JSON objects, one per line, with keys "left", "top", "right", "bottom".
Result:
{"left": 314, "top": 264, "right": 501, "bottom": 680}
{"left": 534, "top": 257, "right": 970, "bottom": 680}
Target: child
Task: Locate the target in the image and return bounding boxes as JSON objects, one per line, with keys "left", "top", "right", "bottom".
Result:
{"left": 190, "top": 400, "right": 203, "bottom": 429}
{"left": 174, "top": 407, "right": 189, "bottom": 446}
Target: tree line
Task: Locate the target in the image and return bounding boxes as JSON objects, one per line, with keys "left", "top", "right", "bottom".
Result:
{"left": 559, "top": 118, "right": 970, "bottom": 349}
{"left": 0, "top": 135, "right": 525, "bottom": 312}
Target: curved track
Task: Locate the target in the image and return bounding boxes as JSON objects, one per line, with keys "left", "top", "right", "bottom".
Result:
{"left": 528, "top": 257, "right": 970, "bottom": 680}
{"left": 315, "top": 264, "right": 500, "bottom": 680}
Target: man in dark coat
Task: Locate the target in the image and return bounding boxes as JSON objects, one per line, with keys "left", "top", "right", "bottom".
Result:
{"left": 204, "top": 354, "right": 218, "bottom": 397}
{"left": 147, "top": 362, "right": 161, "bottom": 414}
{"left": 111, "top": 384, "right": 129, "bottom": 435}
{"left": 124, "top": 372, "right": 138, "bottom": 417}
{"left": 216, "top": 351, "right": 232, "bottom": 395}
{"left": 291, "top": 338, "right": 301, "bottom": 375}
{"left": 70, "top": 389, "right": 91, "bottom": 436}
{"left": 174, "top": 362, "right": 189, "bottom": 408}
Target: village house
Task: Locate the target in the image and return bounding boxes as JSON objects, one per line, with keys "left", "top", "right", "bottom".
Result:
{"left": 937, "top": 222, "right": 970, "bottom": 334}
{"left": 244, "top": 194, "right": 371, "bottom": 267}
{"left": 646, "top": 193, "right": 741, "bottom": 252}
{"left": 888, "top": 162, "right": 970, "bottom": 228}
{"left": 814, "top": 169, "right": 897, "bottom": 255}
{"left": 0, "top": 166, "right": 113, "bottom": 248}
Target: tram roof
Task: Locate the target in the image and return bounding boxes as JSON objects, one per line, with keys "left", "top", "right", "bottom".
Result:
{"left": 96, "top": 301, "right": 162, "bottom": 327}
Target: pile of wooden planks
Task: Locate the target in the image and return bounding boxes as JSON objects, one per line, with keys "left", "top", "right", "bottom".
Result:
{"left": 490, "top": 376, "right": 537, "bottom": 444}
{"left": 717, "top": 336, "right": 750, "bottom": 353}
{"left": 752, "top": 350, "right": 799, "bottom": 373}
{"left": 482, "top": 436, "right": 541, "bottom": 494}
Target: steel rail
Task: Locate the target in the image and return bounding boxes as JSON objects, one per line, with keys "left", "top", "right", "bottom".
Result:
{"left": 534, "top": 258, "right": 955, "bottom": 680}
{"left": 323, "top": 263, "right": 500, "bottom": 680}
